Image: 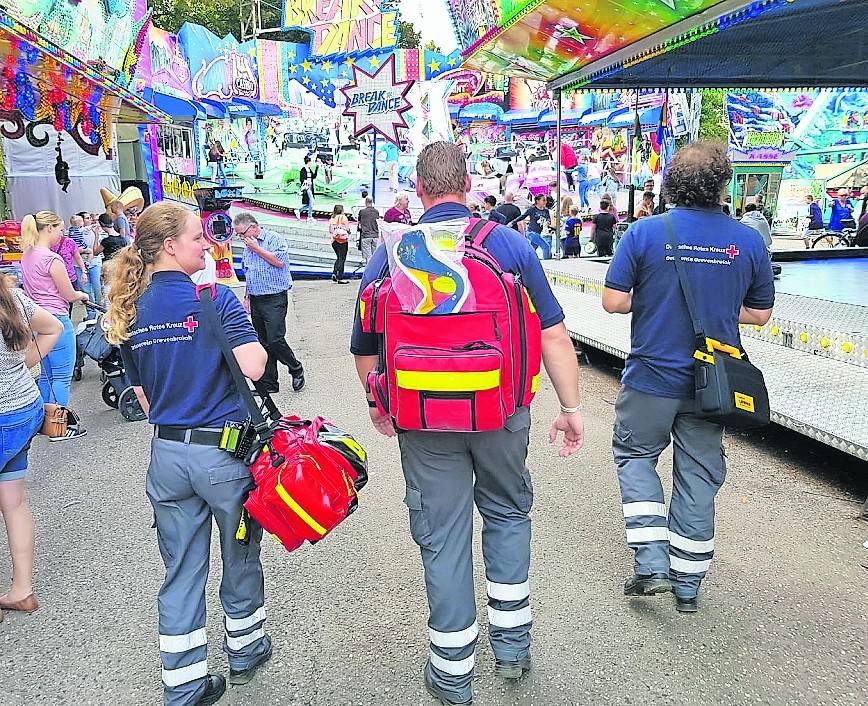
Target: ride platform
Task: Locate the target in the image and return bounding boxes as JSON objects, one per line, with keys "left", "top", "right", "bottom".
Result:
{"left": 543, "top": 258, "right": 868, "bottom": 461}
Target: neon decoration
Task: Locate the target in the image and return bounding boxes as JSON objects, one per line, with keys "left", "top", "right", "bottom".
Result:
{"left": 192, "top": 52, "right": 259, "bottom": 101}
{"left": 341, "top": 54, "right": 413, "bottom": 145}
{"left": 282, "top": 0, "right": 398, "bottom": 56}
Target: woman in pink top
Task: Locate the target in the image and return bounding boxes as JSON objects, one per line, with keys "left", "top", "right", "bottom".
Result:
{"left": 383, "top": 193, "right": 412, "bottom": 224}
{"left": 20, "top": 211, "right": 88, "bottom": 427}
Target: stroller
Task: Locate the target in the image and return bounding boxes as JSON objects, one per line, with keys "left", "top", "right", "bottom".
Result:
{"left": 74, "top": 308, "right": 146, "bottom": 422}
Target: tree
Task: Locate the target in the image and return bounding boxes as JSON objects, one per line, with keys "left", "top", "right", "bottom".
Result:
{"left": 698, "top": 89, "right": 730, "bottom": 144}
{"left": 397, "top": 20, "right": 422, "bottom": 48}
{"left": 149, "top": 0, "right": 242, "bottom": 39}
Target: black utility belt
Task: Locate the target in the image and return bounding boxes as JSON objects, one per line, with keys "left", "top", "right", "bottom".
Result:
{"left": 154, "top": 426, "right": 223, "bottom": 446}
{"left": 154, "top": 421, "right": 256, "bottom": 457}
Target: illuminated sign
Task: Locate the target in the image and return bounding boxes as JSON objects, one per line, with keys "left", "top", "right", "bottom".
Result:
{"left": 341, "top": 54, "right": 413, "bottom": 145}
{"left": 744, "top": 130, "right": 785, "bottom": 149}
{"left": 192, "top": 52, "right": 259, "bottom": 101}
{"left": 282, "top": 0, "right": 398, "bottom": 56}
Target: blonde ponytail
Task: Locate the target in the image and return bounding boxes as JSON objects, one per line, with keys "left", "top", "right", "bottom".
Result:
{"left": 104, "top": 201, "right": 195, "bottom": 345}
{"left": 19, "top": 210, "right": 62, "bottom": 250}
{"left": 104, "top": 245, "right": 149, "bottom": 345}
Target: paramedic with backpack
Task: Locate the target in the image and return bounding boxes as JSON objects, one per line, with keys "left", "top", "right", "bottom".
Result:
{"left": 105, "top": 203, "right": 273, "bottom": 706}
{"left": 351, "top": 142, "right": 584, "bottom": 706}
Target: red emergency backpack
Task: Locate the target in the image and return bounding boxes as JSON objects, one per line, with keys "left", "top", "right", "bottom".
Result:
{"left": 360, "top": 218, "right": 542, "bottom": 432}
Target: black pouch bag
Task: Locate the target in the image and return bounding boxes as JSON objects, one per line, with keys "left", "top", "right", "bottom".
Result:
{"left": 663, "top": 215, "right": 770, "bottom": 429}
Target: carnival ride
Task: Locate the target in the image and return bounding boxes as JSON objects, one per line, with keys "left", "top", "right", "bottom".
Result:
{"left": 463, "top": 0, "right": 868, "bottom": 483}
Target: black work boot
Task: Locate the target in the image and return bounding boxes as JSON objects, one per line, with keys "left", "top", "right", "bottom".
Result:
{"left": 675, "top": 595, "right": 699, "bottom": 613}
{"left": 495, "top": 656, "right": 532, "bottom": 681}
{"left": 194, "top": 675, "right": 226, "bottom": 705}
{"left": 229, "top": 643, "right": 273, "bottom": 686}
{"left": 624, "top": 573, "right": 673, "bottom": 596}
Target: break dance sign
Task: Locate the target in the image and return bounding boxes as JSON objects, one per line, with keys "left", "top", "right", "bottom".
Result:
{"left": 341, "top": 54, "right": 413, "bottom": 146}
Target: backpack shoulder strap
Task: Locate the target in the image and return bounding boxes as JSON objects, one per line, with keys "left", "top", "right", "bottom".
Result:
{"left": 465, "top": 217, "right": 499, "bottom": 249}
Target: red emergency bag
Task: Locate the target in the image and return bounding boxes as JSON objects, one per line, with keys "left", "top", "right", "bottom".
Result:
{"left": 360, "top": 218, "right": 542, "bottom": 432}
{"left": 244, "top": 416, "right": 368, "bottom": 553}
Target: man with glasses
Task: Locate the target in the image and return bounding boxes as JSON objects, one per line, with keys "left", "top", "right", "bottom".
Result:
{"left": 233, "top": 212, "right": 305, "bottom": 394}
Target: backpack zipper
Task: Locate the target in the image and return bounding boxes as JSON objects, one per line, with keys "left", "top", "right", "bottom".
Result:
{"left": 513, "top": 277, "right": 528, "bottom": 402}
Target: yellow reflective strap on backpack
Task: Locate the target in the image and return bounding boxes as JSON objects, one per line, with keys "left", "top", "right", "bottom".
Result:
{"left": 396, "top": 369, "right": 501, "bottom": 392}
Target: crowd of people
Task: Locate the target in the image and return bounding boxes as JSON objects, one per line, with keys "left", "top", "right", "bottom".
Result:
{"left": 0, "top": 192, "right": 140, "bottom": 625}
{"left": 0, "top": 140, "right": 781, "bottom": 706}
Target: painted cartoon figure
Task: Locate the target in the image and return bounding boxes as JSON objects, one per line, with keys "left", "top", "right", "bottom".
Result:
{"left": 392, "top": 229, "right": 470, "bottom": 315}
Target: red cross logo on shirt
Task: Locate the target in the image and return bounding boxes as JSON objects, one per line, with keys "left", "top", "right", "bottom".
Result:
{"left": 183, "top": 316, "right": 199, "bottom": 333}
{"left": 726, "top": 244, "right": 740, "bottom": 258}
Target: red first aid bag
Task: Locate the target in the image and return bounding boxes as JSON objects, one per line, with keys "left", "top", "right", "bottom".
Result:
{"left": 244, "top": 416, "right": 368, "bottom": 552}
{"left": 361, "top": 218, "right": 542, "bottom": 433}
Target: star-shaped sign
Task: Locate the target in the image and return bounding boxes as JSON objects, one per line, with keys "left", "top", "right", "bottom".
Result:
{"left": 368, "top": 55, "right": 381, "bottom": 68}
{"left": 345, "top": 56, "right": 355, "bottom": 66}
{"left": 322, "top": 60, "right": 333, "bottom": 72}
{"left": 301, "top": 59, "right": 312, "bottom": 72}
{"left": 340, "top": 54, "right": 414, "bottom": 146}
{"left": 447, "top": 56, "right": 457, "bottom": 67}
{"left": 321, "top": 79, "right": 330, "bottom": 88}
{"left": 428, "top": 59, "right": 440, "bottom": 73}
{"left": 302, "top": 76, "right": 311, "bottom": 85}
{"left": 288, "top": 63, "right": 298, "bottom": 73}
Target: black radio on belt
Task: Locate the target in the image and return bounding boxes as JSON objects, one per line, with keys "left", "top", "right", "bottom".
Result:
{"left": 219, "top": 419, "right": 258, "bottom": 459}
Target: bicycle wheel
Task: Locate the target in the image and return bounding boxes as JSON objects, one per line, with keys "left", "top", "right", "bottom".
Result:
{"left": 811, "top": 232, "right": 846, "bottom": 249}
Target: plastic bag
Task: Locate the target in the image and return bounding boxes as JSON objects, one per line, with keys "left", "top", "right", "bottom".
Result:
{"left": 380, "top": 220, "right": 475, "bottom": 314}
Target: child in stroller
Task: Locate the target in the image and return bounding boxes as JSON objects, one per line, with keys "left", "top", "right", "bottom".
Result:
{"left": 74, "top": 307, "right": 146, "bottom": 422}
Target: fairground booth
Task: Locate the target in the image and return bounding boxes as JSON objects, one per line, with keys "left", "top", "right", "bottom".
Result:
{"left": 0, "top": 2, "right": 168, "bottom": 220}
{"left": 463, "top": 0, "right": 868, "bottom": 468}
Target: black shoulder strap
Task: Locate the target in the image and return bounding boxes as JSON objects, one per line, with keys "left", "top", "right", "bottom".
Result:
{"left": 195, "top": 284, "right": 281, "bottom": 434}
{"left": 662, "top": 214, "right": 706, "bottom": 347}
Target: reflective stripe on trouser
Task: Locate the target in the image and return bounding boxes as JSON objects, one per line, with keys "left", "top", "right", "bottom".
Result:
{"left": 148, "top": 439, "right": 270, "bottom": 706}
{"left": 398, "top": 407, "right": 534, "bottom": 704}
{"left": 612, "top": 386, "right": 725, "bottom": 599}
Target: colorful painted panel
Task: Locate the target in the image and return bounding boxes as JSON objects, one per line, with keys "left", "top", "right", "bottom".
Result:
{"left": 180, "top": 24, "right": 260, "bottom": 101}
{"left": 447, "top": 0, "right": 501, "bottom": 50}
{"left": 5, "top": 0, "right": 148, "bottom": 75}
{"left": 464, "top": 0, "right": 727, "bottom": 82}
{"left": 140, "top": 26, "right": 193, "bottom": 99}
{"left": 282, "top": 0, "right": 398, "bottom": 56}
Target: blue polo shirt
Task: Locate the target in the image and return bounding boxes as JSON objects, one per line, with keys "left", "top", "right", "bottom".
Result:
{"left": 605, "top": 207, "right": 775, "bottom": 399}
{"left": 350, "top": 202, "right": 564, "bottom": 356}
{"left": 120, "top": 271, "right": 259, "bottom": 427}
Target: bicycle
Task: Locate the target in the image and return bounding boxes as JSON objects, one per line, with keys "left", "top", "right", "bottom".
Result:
{"left": 810, "top": 226, "right": 857, "bottom": 249}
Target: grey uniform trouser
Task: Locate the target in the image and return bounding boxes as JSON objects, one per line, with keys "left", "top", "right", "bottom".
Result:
{"left": 398, "top": 407, "right": 534, "bottom": 704}
{"left": 147, "top": 437, "right": 271, "bottom": 706}
{"left": 612, "top": 386, "right": 726, "bottom": 600}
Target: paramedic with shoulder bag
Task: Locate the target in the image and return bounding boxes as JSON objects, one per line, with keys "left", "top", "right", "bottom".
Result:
{"left": 351, "top": 142, "right": 584, "bottom": 706}
{"left": 105, "top": 203, "right": 272, "bottom": 706}
{"left": 602, "top": 142, "right": 774, "bottom": 614}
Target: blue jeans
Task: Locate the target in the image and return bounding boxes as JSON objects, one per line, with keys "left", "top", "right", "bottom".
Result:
{"left": 84, "top": 261, "right": 102, "bottom": 318}
{"left": 528, "top": 230, "right": 552, "bottom": 260}
{"left": 301, "top": 188, "right": 314, "bottom": 217}
{"left": 38, "top": 314, "right": 75, "bottom": 407}
{"left": 0, "top": 397, "right": 44, "bottom": 481}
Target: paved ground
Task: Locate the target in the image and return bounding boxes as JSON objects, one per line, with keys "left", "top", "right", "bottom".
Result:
{"left": 1, "top": 280, "right": 866, "bottom": 706}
